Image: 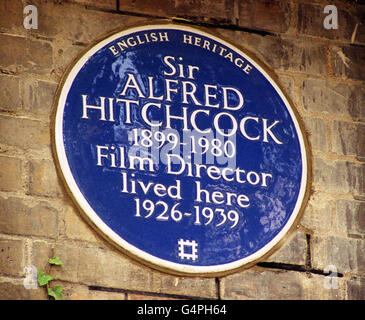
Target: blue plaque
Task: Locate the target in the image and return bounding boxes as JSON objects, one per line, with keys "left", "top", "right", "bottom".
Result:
{"left": 53, "top": 24, "right": 309, "bottom": 275}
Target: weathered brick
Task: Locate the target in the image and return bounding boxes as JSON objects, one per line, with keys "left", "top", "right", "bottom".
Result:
{"left": 0, "top": 0, "right": 24, "bottom": 36}
{"left": 32, "top": 240, "right": 54, "bottom": 271}
{"left": 67, "top": 0, "right": 116, "bottom": 10}
{"left": 238, "top": 0, "right": 292, "bottom": 34}
{"left": 232, "top": 32, "right": 327, "bottom": 76}
{"left": 221, "top": 268, "right": 305, "bottom": 299}
{"left": 118, "top": 0, "right": 232, "bottom": 24}
{"left": 302, "top": 78, "right": 364, "bottom": 121}
{"left": 312, "top": 235, "right": 358, "bottom": 274}
{"left": 29, "top": 159, "right": 63, "bottom": 198}
{"left": 0, "top": 115, "right": 50, "bottom": 151}
{"left": 0, "top": 34, "right": 53, "bottom": 75}
{"left": 0, "top": 0, "right": 363, "bottom": 302}
{"left": 277, "top": 74, "right": 295, "bottom": 103}
{"left": 0, "top": 280, "right": 47, "bottom": 300}
{"left": 57, "top": 282, "right": 125, "bottom": 300}
{"left": 94, "top": 247, "right": 216, "bottom": 298}
{"left": 0, "top": 156, "right": 23, "bottom": 192}
{"left": 32, "top": 242, "right": 216, "bottom": 298}
{"left": 265, "top": 231, "right": 307, "bottom": 265}
{"left": 351, "top": 163, "right": 364, "bottom": 197}
{"left": 23, "top": 2, "right": 143, "bottom": 43}
{"left": 331, "top": 46, "right": 365, "bottom": 81}
{"left": 52, "top": 41, "right": 84, "bottom": 81}
{"left": 150, "top": 271, "right": 217, "bottom": 298}
{"left": 354, "top": 9, "right": 365, "bottom": 45}
{"left": 0, "top": 74, "right": 20, "bottom": 112}
{"left": 0, "top": 196, "right": 59, "bottom": 238}
{"left": 304, "top": 273, "right": 346, "bottom": 300}
{"left": 63, "top": 204, "right": 99, "bottom": 243}
{"left": 175, "top": 0, "right": 234, "bottom": 24}
{"left": 21, "top": 79, "right": 57, "bottom": 119}
{"left": 358, "top": 87, "right": 365, "bottom": 122}
{"left": 336, "top": 200, "right": 365, "bottom": 235}
{"left": 127, "top": 293, "right": 182, "bottom": 300}
{"left": 298, "top": 3, "right": 364, "bottom": 44}
{"left": 356, "top": 241, "right": 365, "bottom": 275}
{"left": 0, "top": 239, "right": 24, "bottom": 277}
{"left": 33, "top": 242, "right": 85, "bottom": 284}
{"left": 347, "top": 278, "right": 365, "bottom": 299}
{"left": 313, "top": 158, "right": 364, "bottom": 196}
{"left": 300, "top": 192, "right": 336, "bottom": 234}
{"left": 332, "top": 121, "right": 365, "bottom": 158}
{"left": 118, "top": 0, "right": 188, "bottom": 18}
{"left": 303, "top": 117, "right": 328, "bottom": 152}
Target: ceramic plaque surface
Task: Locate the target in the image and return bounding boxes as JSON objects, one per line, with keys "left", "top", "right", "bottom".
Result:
{"left": 54, "top": 24, "right": 309, "bottom": 275}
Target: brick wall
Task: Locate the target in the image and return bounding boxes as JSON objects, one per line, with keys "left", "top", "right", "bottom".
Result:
{"left": 0, "top": 0, "right": 364, "bottom": 300}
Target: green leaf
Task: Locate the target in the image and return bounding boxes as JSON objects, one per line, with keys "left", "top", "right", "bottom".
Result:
{"left": 37, "top": 269, "right": 53, "bottom": 286}
{"left": 48, "top": 285, "right": 63, "bottom": 300}
{"left": 48, "top": 256, "right": 63, "bottom": 266}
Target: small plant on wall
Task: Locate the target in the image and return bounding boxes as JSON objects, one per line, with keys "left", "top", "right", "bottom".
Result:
{"left": 37, "top": 257, "right": 63, "bottom": 300}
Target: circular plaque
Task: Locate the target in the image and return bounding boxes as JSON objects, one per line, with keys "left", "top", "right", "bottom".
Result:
{"left": 53, "top": 24, "right": 309, "bottom": 275}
